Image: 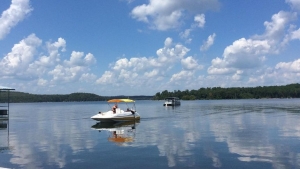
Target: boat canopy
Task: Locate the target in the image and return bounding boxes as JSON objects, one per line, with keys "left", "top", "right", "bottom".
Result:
{"left": 107, "top": 99, "right": 135, "bottom": 103}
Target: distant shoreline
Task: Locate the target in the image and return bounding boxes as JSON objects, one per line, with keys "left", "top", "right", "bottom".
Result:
{"left": 0, "top": 92, "right": 153, "bottom": 103}
{"left": 153, "top": 83, "right": 300, "bottom": 100}
{"left": 1, "top": 83, "right": 300, "bottom": 103}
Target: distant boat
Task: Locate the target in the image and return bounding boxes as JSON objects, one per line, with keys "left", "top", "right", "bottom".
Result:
{"left": 163, "top": 97, "right": 181, "bottom": 106}
{"left": 91, "top": 99, "right": 140, "bottom": 122}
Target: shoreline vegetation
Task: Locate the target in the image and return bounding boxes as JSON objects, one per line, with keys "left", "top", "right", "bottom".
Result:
{"left": 0, "top": 83, "right": 300, "bottom": 103}
{"left": 153, "top": 83, "right": 300, "bottom": 100}
{"left": 0, "top": 92, "right": 152, "bottom": 103}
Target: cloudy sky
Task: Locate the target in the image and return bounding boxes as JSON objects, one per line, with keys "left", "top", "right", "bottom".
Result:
{"left": 0, "top": 0, "right": 300, "bottom": 96}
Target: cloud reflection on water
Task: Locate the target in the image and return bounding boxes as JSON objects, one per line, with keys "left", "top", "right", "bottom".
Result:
{"left": 2, "top": 100, "right": 300, "bottom": 168}
{"left": 206, "top": 100, "right": 300, "bottom": 168}
{"left": 6, "top": 103, "right": 98, "bottom": 168}
{"left": 133, "top": 100, "right": 300, "bottom": 168}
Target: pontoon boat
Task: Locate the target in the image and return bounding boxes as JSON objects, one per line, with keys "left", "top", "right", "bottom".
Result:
{"left": 163, "top": 97, "right": 181, "bottom": 106}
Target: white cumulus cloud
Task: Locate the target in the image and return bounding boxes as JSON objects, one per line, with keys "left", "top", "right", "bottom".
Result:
{"left": 0, "top": 0, "right": 33, "bottom": 40}
{"left": 208, "top": 11, "right": 297, "bottom": 76}
{"left": 200, "top": 33, "right": 216, "bottom": 51}
{"left": 49, "top": 52, "right": 96, "bottom": 83}
{"left": 181, "top": 56, "right": 202, "bottom": 70}
{"left": 208, "top": 38, "right": 269, "bottom": 75}
{"left": 96, "top": 71, "right": 114, "bottom": 84}
{"left": 286, "top": 0, "right": 300, "bottom": 11}
{"left": 31, "top": 38, "right": 66, "bottom": 68}
{"left": 275, "top": 59, "right": 300, "bottom": 72}
{"left": 194, "top": 14, "right": 205, "bottom": 28}
{"left": 261, "top": 11, "right": 297, "bottom": 48}
{"left": 96, "top": 37, "right": 194, "bottom": 91}
{"left": 291, "top": 28, "right": 300, "bottom": 39}
{"left": 0, "top": 34, "right": 97, "bottom": 90}
{"left": 65, "top": 51, "right": 96, "bottom": 66}
{"left": 0, "top": 34, "right": 42, "bottom": 78}
{"left": 131, "top": 0, "right": 220, "bottom": 30}
{"left": 170, "top": 70, "right": 193, "bottom": 82}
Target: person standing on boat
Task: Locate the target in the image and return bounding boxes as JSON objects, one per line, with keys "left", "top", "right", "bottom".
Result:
{"left": 112, "top": 104, "right": 118, "bottom": 113}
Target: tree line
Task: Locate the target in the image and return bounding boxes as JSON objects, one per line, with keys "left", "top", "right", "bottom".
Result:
{"left": 0, "top": 91, "right": 153, "bottom": 103}
{"left": 153, "top": 83, "right": 300, "bottom": 100}
{"left": 0, "top": 92, "right": 105, "bottom": 103}
{"left": 1, "top": 83, "right": 300, "bottom": 102}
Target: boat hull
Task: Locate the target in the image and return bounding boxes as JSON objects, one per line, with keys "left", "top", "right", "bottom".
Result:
{"left": 91, "top": 116, "right": 140, "bottom": 122}
{"left": 91, "top": 111, "right": 140, "bottom": 122}
{"left": 91, "top": 99, "right": 140, "bottom": 122}
{"left": 163, "top": 101, "right": 180, "bottom": 106}
{"left": 163, "top": 102, "right": 180, "bottom": 106}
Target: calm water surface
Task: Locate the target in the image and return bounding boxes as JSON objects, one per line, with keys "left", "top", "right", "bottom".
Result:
{"left": 0, "top": 99, "right": 300, "bottom": 169}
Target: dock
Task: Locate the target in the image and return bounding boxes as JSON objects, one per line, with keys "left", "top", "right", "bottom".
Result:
{"left": 0, "top": 86, "right": 14, "bottom": 152}
{"left": 0, "top": 86, "right": 15, "bottom": 120}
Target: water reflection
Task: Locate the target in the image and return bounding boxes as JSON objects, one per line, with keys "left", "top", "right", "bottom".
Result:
{"left": 201, "top": 100, "right": 300, "bottom": 168}
{"left": 91, "top": 121, "right": 139, "bottom": 146}
{"left": 133, "top": 100, "right": 300, "bottom": 168}
{"left": 0, "top": 120, "right": 8, "bottom": 129}
{"left": 0, "top": 120, "right": 9, "bottom": 153}
{"left": 0, "top": 100, "right": 299, "bottom": 169}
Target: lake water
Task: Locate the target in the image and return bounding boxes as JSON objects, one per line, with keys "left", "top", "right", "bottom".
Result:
{"left": 0, "top": 99, "right": 300, "bottom": 169}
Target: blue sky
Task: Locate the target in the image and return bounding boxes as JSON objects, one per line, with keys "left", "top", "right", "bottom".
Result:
{"left": 1, "top": 0, "right": 300, "bottom": 96}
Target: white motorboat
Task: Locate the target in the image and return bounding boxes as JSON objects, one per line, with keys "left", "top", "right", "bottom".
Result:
{"left": 91, "top": 99, "right": 140, "bottom": 122}
{"left": 163, "top": 97, "right": 181, "bottom": 106}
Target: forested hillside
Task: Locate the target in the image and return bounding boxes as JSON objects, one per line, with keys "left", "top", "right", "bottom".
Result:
{"left": 1, "top": 83, "right": 300, "bottom": 102}
{"left": 0, "top": 92, "right": 105, "bottom": 103}
{"left": 0, "top": 91, "right": 153, "bottom": 103}
{"left": 153, "top": 83, "right": 300, "bottom": 100}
